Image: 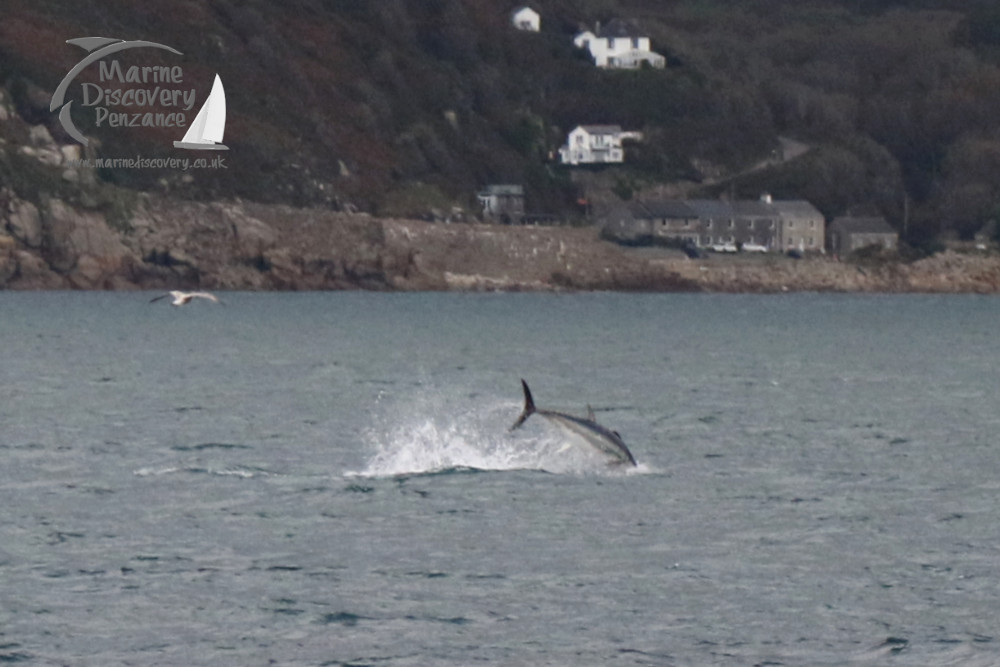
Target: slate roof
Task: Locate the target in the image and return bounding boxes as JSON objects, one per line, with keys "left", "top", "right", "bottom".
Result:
{"left": 685, "top": 199, "right": 736, "bottom": 220}
{"left": 479, "top": 184, "right": 524, "bottom": 196}
{"left": 829, "top": 216, "right": 896, "bottom": 235}
{"left": 632, "top": 200, "right": 698, "bottom": 219}
{"left": 733, "top": 200, "right": 774, "bottom": 217}
{"left": 769, "top": 200, "right": 824, "bottom": 219}
{"left": 620, "top": 197, "right": 829, "bottom": 226}
{"left": 577, "top": 124, "right": 623, "bottom": 135}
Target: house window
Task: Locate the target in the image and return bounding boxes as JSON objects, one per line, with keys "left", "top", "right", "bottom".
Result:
{"left": 633, "top": 37, "right": 641, "bottom": 49}
{"left": 705, "top": 220, "right": 713, "bottom": 230}
{"left": 608, "top": 37, "right": 615, "bottom": 49}
{"left": 788, "top": 221, "right": 794, "bottom": 229}
{"left": 728, "top": 219, "right": 734, "bottom": 228}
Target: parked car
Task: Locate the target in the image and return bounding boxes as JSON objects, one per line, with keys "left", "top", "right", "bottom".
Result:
{"left": 680, "top": 241, "right": 703, "bottom": 258}
{"left": 710, "top": 242, "right": 738, "bottom": 253}
{"left": 741, "top": 243, "right": 768, "bottom": 253}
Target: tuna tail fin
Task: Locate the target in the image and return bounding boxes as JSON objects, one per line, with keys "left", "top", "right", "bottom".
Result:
{"left": 510, "top": 379, "right": 537, "bottom": 431}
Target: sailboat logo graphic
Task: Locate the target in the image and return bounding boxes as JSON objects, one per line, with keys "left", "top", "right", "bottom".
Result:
{"left": 174, "top": 74, "right": 229, "bottom": 150}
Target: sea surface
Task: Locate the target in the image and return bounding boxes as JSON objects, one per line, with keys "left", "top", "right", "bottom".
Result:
{"left": 1, "top": 291, "right": 999, "bottom": 666}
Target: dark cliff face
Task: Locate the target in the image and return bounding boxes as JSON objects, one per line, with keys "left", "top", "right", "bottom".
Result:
{"left": 1, "top": 0, "right": 604, "bottom": 215}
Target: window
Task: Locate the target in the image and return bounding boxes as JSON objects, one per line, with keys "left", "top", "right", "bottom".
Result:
{"left": 633, "top": 37, "right": 641, "bottom": 49}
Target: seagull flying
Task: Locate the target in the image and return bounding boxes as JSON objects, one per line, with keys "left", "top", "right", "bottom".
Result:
{"left": 149, "top": 290, "right": 222, "bottom": 306}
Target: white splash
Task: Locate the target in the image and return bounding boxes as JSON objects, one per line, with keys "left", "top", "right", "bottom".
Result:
{"left": 348, "top": 393, "right": 640, "bottom": 478}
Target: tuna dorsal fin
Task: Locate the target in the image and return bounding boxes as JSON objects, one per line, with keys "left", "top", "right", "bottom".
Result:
{"left": 510, "top": 379, "right": 537, "bottom": 430}
{"left": 521, "top": 379, "right": 536, "bottom": 412}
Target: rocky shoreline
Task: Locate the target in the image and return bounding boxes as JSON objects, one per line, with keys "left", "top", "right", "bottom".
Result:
{"left": 3, "top": 189, "right": 1000, "bottom": 294}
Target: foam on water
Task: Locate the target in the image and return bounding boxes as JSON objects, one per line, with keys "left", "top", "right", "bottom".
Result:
{"left": 133, "top": 465, "right": 271, "bottom": 478}
{"left": 349, "top": 393, "right": 641, "bottom": 477}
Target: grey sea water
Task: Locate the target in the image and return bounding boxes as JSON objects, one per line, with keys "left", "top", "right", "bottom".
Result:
{"left": 1, "top": 291, "right": 999, "bottom": 665}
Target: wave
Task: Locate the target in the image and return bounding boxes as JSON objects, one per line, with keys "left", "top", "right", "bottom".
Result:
{"left": 132, "top": 465, "right": 271, "bottom": 478}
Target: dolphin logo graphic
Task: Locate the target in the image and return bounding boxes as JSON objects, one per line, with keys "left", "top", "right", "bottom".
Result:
{"left": 50, "top": 37, "right": 182, "bottom": 145}
{"left": 511, "top": 379, "right": 637, "bottom": 466}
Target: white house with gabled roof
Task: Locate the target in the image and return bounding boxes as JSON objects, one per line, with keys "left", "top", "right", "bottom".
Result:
{"left": 511, "top": 6, "right": 540, "bottom": 32}
{"left": 558, "top": 125, "right": 643, "bottom": 165}
{"left": 573, "top": 19, "right": 665, "bottom": 69}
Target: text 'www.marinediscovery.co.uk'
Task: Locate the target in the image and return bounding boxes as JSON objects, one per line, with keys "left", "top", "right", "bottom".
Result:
{"left": 65, "top": 155, "right": 228, "bottom": 170}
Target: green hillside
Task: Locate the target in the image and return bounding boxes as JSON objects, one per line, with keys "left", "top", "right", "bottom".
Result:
{"left": 3, "top": 0, "right": 1000, "bottom": 244}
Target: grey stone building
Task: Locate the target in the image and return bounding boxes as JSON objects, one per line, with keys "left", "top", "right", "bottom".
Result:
{"left": 601, "top": 195, "right": 825, "bottom": 252}
{"left": 769, "top": 198, "right": 825, "bottom": 252}
{"left": 477, "top": 184, "right": 525, "bottom": 224}
{"left": 827, "top": 216, "right": 898, "bottom": 256}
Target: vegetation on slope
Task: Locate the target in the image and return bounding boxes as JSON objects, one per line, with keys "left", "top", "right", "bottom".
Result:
{"left": 2, "top": 0, "right": 1000, "bottom": 245}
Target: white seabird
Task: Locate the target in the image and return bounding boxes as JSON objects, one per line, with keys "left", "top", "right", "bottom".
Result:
{"left": 149, "top": 290, "right": 223, "bottom": 306}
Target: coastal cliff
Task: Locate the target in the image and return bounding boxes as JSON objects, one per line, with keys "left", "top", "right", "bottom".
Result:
{"left": 3, "top": 85, "right": 1000, "bottom": 294}
{"left": 4, "top": 182, "right": 1000, "bottom": 294}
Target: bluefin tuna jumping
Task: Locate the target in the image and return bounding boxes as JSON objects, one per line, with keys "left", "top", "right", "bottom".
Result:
{"left": 511, "top": 379, "right": 637, "bottom": 466}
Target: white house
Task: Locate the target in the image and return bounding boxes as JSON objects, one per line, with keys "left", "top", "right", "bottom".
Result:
{"left": 510, "top": 6, "right": 540, "bottom": 32}
{"left": 558, "top": 125, "right": 643, "bottom": 165}
{"left": 573, "top": 19, "right": 666, "bottom": 69}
